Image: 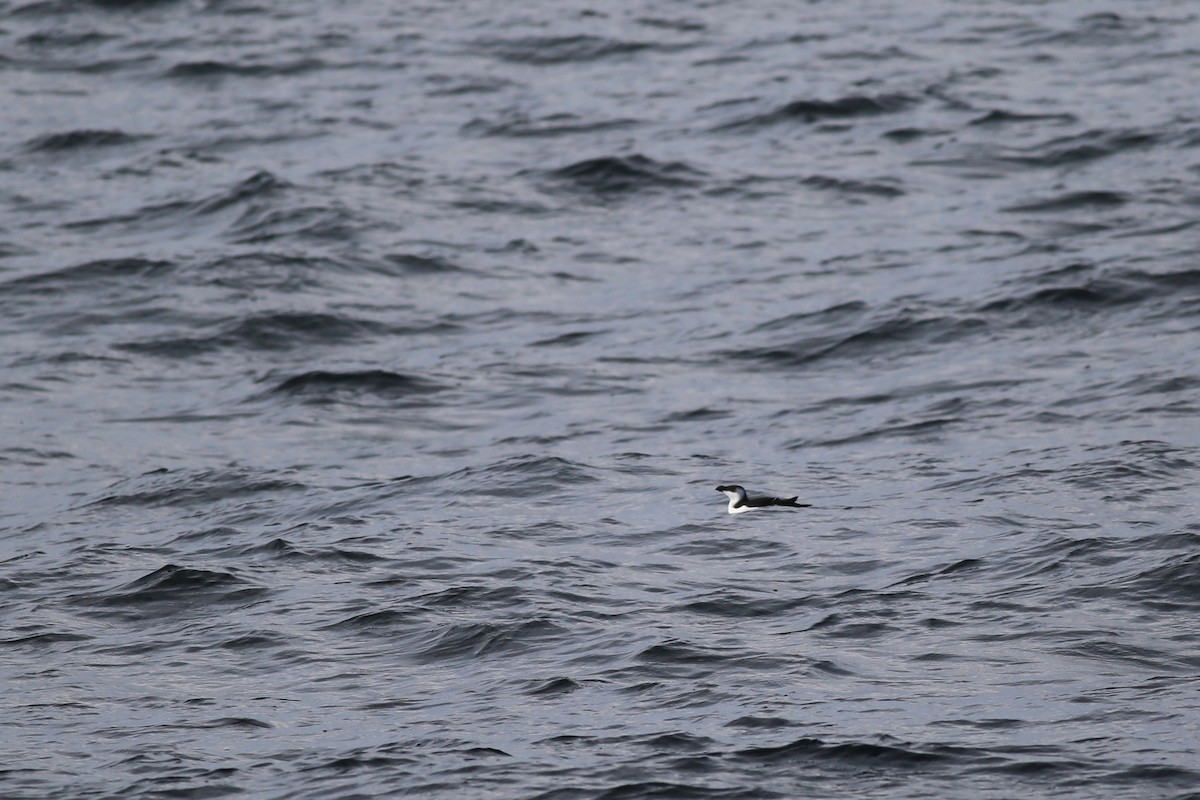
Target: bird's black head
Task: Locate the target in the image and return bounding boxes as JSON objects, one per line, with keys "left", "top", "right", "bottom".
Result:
{"left": 715, "top": 484, "right": 744, "bottom": 493}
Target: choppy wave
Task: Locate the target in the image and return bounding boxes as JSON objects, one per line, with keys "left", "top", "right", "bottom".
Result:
{"left": 78, "top": 564, "right": 266, "bottom": 608}
{"left": 25, "top": 129, "right": 150, "bottom": 151}
{"left": 716, "top": 92, "right": 917, "bottom": 130}
{"left": 92, "top": 467, "right": 308, "bottom": 508}
{"left": 265, "top": 369, "right": 445, "bottom": 403}
{"left": 474, "top": 34, "right": 693, "bottom": 65}
{"left": 164, "top": 58, "right": 327, "bottom": 80}
{"left": 542, "top": 154, "right": 705, "bottom": 195}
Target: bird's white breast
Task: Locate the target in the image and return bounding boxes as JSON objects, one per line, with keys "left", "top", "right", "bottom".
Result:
{"left": 720, "top": 490, "right": 751, "bottom": 514}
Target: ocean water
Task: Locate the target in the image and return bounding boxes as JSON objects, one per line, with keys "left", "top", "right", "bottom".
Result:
{"left": 2, "top": 1, "right": 1199, "bottom": 798}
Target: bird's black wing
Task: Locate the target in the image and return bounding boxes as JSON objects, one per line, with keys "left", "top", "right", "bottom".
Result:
{"left": 744, "top": 495, "right": 811, "bottom": 508}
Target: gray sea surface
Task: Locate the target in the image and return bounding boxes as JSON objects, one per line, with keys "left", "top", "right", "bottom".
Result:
{"left": 2, "top": 1, "right": 1199, "bottom": 798}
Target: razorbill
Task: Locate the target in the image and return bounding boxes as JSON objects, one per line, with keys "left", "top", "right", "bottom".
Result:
{"left": 716, "top": 484, "right": 811, "bottom": 515}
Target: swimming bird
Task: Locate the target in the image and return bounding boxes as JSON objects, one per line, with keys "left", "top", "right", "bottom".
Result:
{"left": 716, "top": 484, "right": 811, "bottom": 514}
